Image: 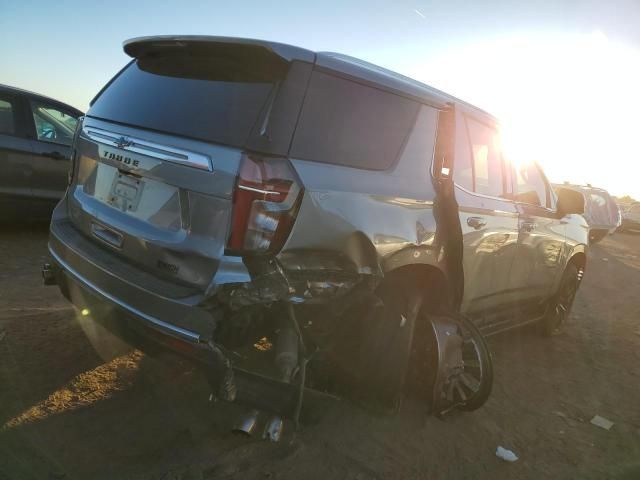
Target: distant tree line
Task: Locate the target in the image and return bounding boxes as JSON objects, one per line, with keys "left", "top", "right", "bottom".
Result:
{"left": 615, "top": 195, "right": 638, "bottom": 205}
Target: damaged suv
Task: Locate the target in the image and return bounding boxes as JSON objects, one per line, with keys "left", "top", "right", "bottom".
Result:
{"left": 45, "top": 36, "right": 588, "bottom": 425}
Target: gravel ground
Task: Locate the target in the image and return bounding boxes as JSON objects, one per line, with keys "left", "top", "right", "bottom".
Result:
{"left": 1, "top": 224, "right": 639, "bottom": 480}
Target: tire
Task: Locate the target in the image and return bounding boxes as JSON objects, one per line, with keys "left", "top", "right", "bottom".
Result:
{"left": 540, "top": 264, "right": 580, "bottom": 337}
{"left": 589, "top": 229, "right": 607, "bottom": 244}
{"left": 354, "top": 275, "right": 427, "bottom": 411}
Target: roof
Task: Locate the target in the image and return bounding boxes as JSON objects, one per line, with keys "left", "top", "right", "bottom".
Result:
{"left": 0, "top": 83, "right": 83, "bottom": 115}
{"left": 554, "top": 183, "right": 612, "bottom": 195}
{"left": 315, "top": 52, "right": 494, "bottom": 117}
{"left": 122, "top": 36, "right": 494, "bottom": 119}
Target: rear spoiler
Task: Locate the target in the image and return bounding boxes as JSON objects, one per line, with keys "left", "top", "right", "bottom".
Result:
{"left": 123, "top": 35, "right": 316, "bottom": 63}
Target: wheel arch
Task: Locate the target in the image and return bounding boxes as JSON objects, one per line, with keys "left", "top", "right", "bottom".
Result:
{"left": 379, "top": 261, "right": 453, "bottom": 314}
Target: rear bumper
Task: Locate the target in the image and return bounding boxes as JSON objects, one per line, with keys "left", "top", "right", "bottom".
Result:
{"left": 48, "top": 200, "right": 250, "bottom": 344}
{"left": 48, "top": 224, "right": 336, "bottom": 417}
{"left": 49, "top": 245, "right": 204, "bottom": 343}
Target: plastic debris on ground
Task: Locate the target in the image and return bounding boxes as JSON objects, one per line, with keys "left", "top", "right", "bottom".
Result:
{"left": 590, "top": 415, "right": 614, "bottom": 430}
{"left": 496, "top": 446, "right": 519, "bottom": 463}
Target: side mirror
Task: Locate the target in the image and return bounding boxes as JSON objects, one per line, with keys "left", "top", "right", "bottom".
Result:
{"left": 556, "top": 187, "right": 585, "bottom": 217}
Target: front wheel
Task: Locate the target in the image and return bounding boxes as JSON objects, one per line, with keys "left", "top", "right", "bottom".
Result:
{"left": 540, "top": 264, "right": 581, "bottom": 336}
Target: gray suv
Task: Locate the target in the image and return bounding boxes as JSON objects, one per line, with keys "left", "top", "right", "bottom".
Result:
{"left": 46, "top": 36, "right": 588, "bottom": 423}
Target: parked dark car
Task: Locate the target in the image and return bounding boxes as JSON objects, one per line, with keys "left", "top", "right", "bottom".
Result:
{"left": 554, "top": 183, "right": 621, "bottom": 243}
{"left": 0, "top": 84, "right": 83, "bottom": 220}
{"left": 45, "top": 36, "right": 588, "bottom": 429}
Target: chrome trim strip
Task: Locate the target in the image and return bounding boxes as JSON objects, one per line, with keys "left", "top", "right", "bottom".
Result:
{"left": 83, "top": 126, "right": 213, "bottom": 171}
{"left": 238, "top": 185, "right": 281, "bottom": 196}
{"left": 49, "top": 246, "right": 202, "bottom": 343}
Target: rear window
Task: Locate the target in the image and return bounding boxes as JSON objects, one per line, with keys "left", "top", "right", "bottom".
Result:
{"left": 89, "top": 47, "right": 287, "bottom": 147}
{"left": 290, "top": 71, "right": 419, "bottom": 170}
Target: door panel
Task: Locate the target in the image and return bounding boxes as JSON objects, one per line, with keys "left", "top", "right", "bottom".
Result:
{"left": 28, "top": 139, "right": 71, "bottom": 200}
{"left": 511, "top": 205, "right": 565, "bottom": 305}
{"left": 510, "top": 163, "right": 565, "bottom": 306}
{"left": 26, "top": 99, "right": 79, "bottom": 216}
{"left": 452, "top": 109, "right": 520, "bottom": 316}
{"left": 0, "top": 94, "right": 34, "bottom": 219}
{"left": 457, "top": 190, "right": 520, "bottom": 314}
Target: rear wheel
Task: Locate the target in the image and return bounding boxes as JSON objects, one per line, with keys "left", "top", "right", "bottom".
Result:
{"left": 409, "top": 310, "right": 493, "bottom": 414}
{"left": 448, "top": 315, "right": 493, "bottom": 411}
{"left": 540, "top": 264, "right": 580, "bottom": 336}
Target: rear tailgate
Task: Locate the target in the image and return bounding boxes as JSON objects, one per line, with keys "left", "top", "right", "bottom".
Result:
{"left": 66, "top": 38, "right": 314, "bottom": 292}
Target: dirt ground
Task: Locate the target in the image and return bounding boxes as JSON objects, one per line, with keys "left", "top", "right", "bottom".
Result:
{"left": 1, "top": 224, "right": 639, "bottom": 480}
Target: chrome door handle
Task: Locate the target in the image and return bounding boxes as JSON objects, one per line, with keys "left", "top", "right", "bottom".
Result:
{"left": 467, "top": 216, "right": 487, "bottom": 230}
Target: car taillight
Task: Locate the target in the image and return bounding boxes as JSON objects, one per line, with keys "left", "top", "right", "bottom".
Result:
{"left": 228, "top": 154, "right": 303, "bottom": 254}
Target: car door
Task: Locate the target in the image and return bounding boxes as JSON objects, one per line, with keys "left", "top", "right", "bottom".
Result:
{"left": 0, "top": 92, "right": 35, "bottom": 219}
{"left": 453, "top": 111, "right": 520, "bottom": 318}
{"left": 25, "top": 98, "right": 79, "bottom": 216}
{"left": 510, "top": 163, "right": 565, "bottom": 311}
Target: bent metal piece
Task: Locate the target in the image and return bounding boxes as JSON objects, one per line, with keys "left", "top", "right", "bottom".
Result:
{"left": 429, "top": 315, "right": 493, "bottom": 414}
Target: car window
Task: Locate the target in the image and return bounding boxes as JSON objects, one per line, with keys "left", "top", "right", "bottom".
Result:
{"left": 514, "top": 163, "right": 549, "bottom": 207}
{"left": 290, "top": 71, "right": 420, "bottom": 170}
{"left": 31, "top": 101, "right": 78, "bottom": 145}
{"left": 461, "top": 117, "right": 505, "bottom": 197}
{"left": 89, "top": 53, "right": 284, "bottom": 150}
{"left": 0, "top": 98, "right": 16, "bottom": 135}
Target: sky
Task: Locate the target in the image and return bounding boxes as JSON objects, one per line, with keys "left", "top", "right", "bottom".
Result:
{"left": 2, "top": 0, "right": 640, "bottom": 198}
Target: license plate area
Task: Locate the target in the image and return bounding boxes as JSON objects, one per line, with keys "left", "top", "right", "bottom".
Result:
{"left": 109, "top": 172, "right": 144, "bottom": 213}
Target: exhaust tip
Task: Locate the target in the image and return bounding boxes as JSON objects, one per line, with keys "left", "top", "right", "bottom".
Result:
{"left": 263, "top": 416, "right": 284, "bottom": 442}
{"left": 232, "top": 409, "right": 260, "bottom": 436}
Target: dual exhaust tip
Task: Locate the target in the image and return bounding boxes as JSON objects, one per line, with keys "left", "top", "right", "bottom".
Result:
{"left": 232, "top": 409, "right": 284, "bottom": 442}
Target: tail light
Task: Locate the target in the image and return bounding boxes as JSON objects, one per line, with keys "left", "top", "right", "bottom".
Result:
{"left": 228, "top": 154, "right": 303, "bottom": 254}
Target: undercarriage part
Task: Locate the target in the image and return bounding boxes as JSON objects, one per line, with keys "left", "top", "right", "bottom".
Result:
{"left": 204, "top": 341, "right": 237, "bottom": 402}
{"left": 42, "top": 263, "right": 57, "bottom": 286}
{"left": 286, "top": 303, "right": 308, "bottom": 429}
{"left": 428, "top": 315, "right": 493, "bottom": 414}
{"left": 275, "top": 322, "right": 299, "bottom": 382}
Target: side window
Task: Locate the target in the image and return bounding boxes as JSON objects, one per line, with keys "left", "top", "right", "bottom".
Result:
{"left": 454, "top": 138, "right": 474, "bottom": 191}
{"left": 290, "top": 72, "right": 420, "bottom": 170}
{"left": 30, "top": 101, "right": 78, "bottom": 146}
{"left": 514, "top": 164, "right": 549, "bottom": 208}
{"left": 0, "top": 98, "right": 16, "bottom": 135}
{"left": 461, "top": 117, "right": 505, "bottom": 197}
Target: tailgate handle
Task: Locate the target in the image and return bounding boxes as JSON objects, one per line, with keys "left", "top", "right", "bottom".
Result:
{"left": 91, "top": 223, "right": 123, "bottom": 249}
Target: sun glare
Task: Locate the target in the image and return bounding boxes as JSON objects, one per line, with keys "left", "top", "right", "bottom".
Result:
{"left": 415, "top": 31, "right": 640, "bottom": 198}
